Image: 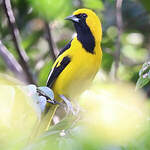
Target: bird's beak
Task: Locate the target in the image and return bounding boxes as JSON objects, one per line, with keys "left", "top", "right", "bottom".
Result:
{"left": 65, "top": 15, "right": 79, "bottom": 23}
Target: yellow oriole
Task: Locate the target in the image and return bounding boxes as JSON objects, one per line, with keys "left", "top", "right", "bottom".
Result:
{"left": 33, "top": 8, "right": 102, "bottom": 138}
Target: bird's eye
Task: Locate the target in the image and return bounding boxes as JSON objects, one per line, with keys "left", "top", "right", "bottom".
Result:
{"left": 82, "top": 13, "right": 87, "bottom": 18}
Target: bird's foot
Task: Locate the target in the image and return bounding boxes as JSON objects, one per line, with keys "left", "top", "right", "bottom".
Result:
{"left": 59, "top": 95, "right": 76, "bottom": 115}
{"left": 47, "top": 99, "right": 60, "bottom": 105}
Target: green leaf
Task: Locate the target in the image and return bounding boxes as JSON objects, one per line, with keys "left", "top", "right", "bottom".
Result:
{"left": 141, "top": 0, "right": 150, "bottom": 12}
{"left": 22, "top": 31, "right": 43, "bottom": 50}
{"left": 101, "top": 52, "right": 113, "bottom": 72}
{"left": 136, "top": 61, "right": 150, "bottom": 89}
{"left": 139, "top": 62, "right": 150, "bottom": 76}
{"left": 38, "top": 60, "right": 53, "bottom": 86}
{"left": 29, "top": 0, "right": 72, "bottom": 21}
{"left": 136, "top": 76, "right": 150, "bottom": 89}
{"left": 49, "top": 115, "right": 77, "bottom": 132}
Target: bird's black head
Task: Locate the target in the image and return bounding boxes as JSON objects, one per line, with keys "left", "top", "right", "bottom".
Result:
{"left": 65, "top": 8, "right": 102, "bottom": 42}
{"left": 65, "top": 9, "right": 102, "bottom": 53}
{"left": 65, "top": 13, "right": 87, "bottom": 23}
{"left": 65, "top": 13, "right": 88, "bottom": 33}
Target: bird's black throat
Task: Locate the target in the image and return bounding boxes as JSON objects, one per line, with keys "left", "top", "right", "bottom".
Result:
{"left": 74, "top": 20, "right": 95, "bottom": 54}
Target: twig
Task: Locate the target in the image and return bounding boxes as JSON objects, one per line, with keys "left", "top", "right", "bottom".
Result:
{"left": 44, "top": 21, "right": 59, "bottom": 61}
{"left": 114, "top": 0, "right": 123, "bottom": 79}
{"left": 0, "top": 40, "right": 27, "bottom": 81}
{"left": 2, "top": 0, "right": 28, "bottom": 61}
{"left": 2, "top": 0, "right": 35, "bottom": 84}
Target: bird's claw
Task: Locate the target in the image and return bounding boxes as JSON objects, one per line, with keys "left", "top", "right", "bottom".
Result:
{"left": 47, "top": 99, "right": 60, "bottom": 105}
{"left": 59, "top": 95, "right": 76, "bottom": 115}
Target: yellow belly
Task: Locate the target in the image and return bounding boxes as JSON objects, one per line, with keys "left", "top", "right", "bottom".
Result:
{"left": 51, "top": 38, "right": 102, "bottom": 101}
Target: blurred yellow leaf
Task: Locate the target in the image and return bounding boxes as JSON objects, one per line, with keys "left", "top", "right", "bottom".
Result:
{"left": 0, "top": 74, "right": 37, "bottom": 150}
{"left": 79, "top": 82, "right": 149, "bottom": 145}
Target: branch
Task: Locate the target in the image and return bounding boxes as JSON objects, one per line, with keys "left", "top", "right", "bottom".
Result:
{"left": 3, "top": 0, "right": 28, "bottom": 62}
{"left": 0, "top": 40, "right": 27, "bottom": 81}
{"left": 44, "top": 21, "right": 59, "bottom": 61}
{"left": 114, "top": 0, "right": 123, "bottom": 79}
{"left": 2, "top": 0, "right": 35, "bottom": 84}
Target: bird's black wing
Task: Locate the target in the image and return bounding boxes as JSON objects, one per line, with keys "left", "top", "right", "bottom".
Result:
{"left": 57, "top": 40, "right": 72, "bottom": 57}
{"left": 46, "top": 56, "right": 71, "bottom": 88}
{"left": 46, "top": 40, "right": 72, "bottom": 88}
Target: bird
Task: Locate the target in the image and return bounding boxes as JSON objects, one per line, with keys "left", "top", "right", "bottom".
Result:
{"left": 32, "top": 8, "right": 103, "bottom": 139}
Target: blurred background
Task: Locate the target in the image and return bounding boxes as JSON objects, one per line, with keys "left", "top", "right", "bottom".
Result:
{"left": 1, "top": 0, "right": 150, "bottom": 150}
{"left": 0, "top": 0, "right": 150, "bottom": 92}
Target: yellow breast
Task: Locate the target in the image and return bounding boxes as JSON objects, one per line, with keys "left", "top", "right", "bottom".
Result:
{"left": 52, "top": 37, "right": 102, "bottom": 101}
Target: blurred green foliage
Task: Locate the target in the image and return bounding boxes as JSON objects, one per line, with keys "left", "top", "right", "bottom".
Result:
{"left": 1, "top": 0, "right": 150, "bottom": 149}
{"left": 83, "top": 0, "right": 104, "bottom": 10}
{"left": 29, "top": 0, "right": 73, "bottom": 21}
